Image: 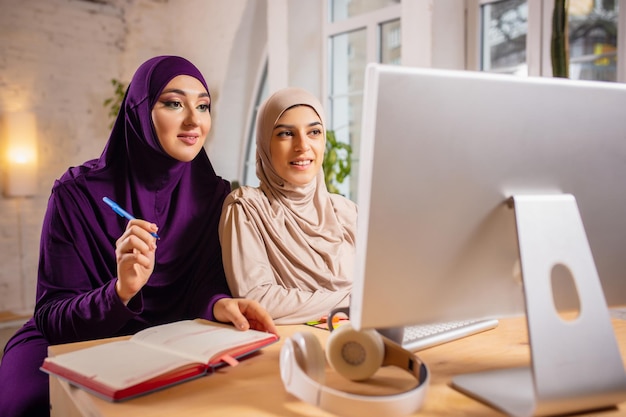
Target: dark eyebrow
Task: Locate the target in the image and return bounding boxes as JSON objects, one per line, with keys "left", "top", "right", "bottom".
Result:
{"left": 160, "top": 88, "right": 210, "bottom": 99}
{"left": 273, "top": 121, "right": 322, "bottom": 130}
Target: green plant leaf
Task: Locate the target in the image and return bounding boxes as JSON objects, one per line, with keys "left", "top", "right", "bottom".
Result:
{"left": 323, "top": 130, "right": 352, "bottom": 195}
{"left": 104, "top": 78, "right": 127, "bottom": 129}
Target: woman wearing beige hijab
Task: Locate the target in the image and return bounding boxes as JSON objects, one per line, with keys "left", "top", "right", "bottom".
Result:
{"left": 219, "top": 87, "right": 357, "bottom": 325}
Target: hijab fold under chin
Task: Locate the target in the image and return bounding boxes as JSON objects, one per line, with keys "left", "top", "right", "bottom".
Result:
{"left": 255, "top": 88, "right": 346, "bottom": 232}
{"left": 42, "top": 55, "right": 231, "bottom": 325}
{"left": 221, "top": 87, "right": 357, "bottom": 323}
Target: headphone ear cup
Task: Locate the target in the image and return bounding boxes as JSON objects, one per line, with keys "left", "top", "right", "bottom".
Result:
{"left": 325, "top": 324, "right": 385, "bottom": 381}
{"left": 289, "top": 332, "right": 326, "bottom": 384}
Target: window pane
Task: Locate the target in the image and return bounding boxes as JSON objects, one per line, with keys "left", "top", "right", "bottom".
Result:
{"left": 329, "top": 29, "right": 367, "bottom": 198}
{"left": 481, "top": 0, "right": 528, "bottom": 75}
{"left": 327, "top": 6, "right": 401, "bottom": 199}
{"left": 381, "top": 19, "right": 401, "bottom": 65}
{"left": 330, "top": 0, "right": 400, "bottom": 22}
{"left": 568, "top": 0, "right": 618, "bottom": 81}
{"left": 330, "top": 29, "right": 367, "bottom": 97}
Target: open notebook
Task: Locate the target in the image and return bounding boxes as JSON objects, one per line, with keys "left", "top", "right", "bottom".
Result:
{"left": 41, "top": 319, "right": 278, "bottom": 401}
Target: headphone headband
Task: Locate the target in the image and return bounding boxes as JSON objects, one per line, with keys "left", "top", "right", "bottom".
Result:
{"left": 280, "top": 328, "right": 429, "bottom": 416}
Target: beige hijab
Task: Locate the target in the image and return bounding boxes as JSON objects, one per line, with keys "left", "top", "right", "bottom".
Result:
{"left": 219, "top": 87, "right": 357, "bottom": 324}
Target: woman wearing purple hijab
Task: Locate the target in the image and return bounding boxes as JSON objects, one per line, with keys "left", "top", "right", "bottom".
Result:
{"left": 0, "top": 55, "right": 277, "bottom": 417}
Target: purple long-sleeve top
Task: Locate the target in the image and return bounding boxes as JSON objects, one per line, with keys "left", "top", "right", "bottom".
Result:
{"left": 29, "top": 56, "right": 232, "bottom": 345}
{"left": 0, "top": 55, "right": 233, "bottom": 417}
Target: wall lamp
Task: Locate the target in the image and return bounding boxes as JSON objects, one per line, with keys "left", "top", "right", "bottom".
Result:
{"left": 3, "top": 111, "right": 38, "bottom": 197}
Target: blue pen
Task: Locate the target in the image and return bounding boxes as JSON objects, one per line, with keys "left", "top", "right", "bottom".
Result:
{"left": 102, "top": 197, "right": 160, "bottom": 239}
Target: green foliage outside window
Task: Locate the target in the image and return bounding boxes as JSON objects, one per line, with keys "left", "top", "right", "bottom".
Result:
{"left": 323, "top": 130, "right": 352, "bottom": 195}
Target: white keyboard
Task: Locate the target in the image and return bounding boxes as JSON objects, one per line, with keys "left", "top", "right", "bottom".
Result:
{"left": 400, "top": 318, "right": 499, "bottom": 352}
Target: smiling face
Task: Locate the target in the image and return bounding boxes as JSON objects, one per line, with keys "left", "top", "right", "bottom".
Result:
{"left": 269, "top": 105, "right": 325, "bottom": 187}
{"left": 151, "top": 75, "right": 211, "bottom": 162}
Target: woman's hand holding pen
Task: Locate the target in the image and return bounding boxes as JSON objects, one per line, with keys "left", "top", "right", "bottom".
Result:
{"left": 115, "top": 219, "right": 158, "bottom": 305}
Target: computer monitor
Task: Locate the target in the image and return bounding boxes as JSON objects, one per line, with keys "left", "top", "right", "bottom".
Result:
{"left": 350, "top": 63, "right": 626, "bottom": 332}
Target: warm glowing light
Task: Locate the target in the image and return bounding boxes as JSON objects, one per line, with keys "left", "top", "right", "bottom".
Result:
{"left": 8, "top": 148, "right": 36, "bottom": 164}
{"left": 3, "top": 111, "right": 38, "bottom": 197}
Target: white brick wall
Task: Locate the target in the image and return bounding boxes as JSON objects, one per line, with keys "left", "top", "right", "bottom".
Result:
{"left": 0, "top": 0, "right": 128, "bottom": 313}
{"left": 0, "top": 0, "right": 249, "bottom": 313}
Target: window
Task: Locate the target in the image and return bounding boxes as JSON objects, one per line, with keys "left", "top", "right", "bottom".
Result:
{"left": 242, "top": 62, "right": 269, "bottom": 187}
{"left": 481, "top": 0, "right": 528, "bottom": 75}
{"left": 475, "top": 0, "right": 623, "bottom": 81}
{"left": 330, "top": 0, "right": 400, "bottom": 21}
{"left": 325, "top": 0, "right": 401, "bottom": 198}
{"left": 569, "top": 0, "right": 619, "bottom": 81}
{"left": 381, "top": 20, "right": 402, "bottom": 64}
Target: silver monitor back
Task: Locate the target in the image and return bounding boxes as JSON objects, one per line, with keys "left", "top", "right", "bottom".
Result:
{"left": 350, "top": 63, "right": 626, "bottom": 331}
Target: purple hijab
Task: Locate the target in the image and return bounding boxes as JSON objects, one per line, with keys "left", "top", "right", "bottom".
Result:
{"left": 0, "top": 56, "right": 235, "bottom": 416}
{"left": 33, "top": 55, "right": 232, "bottom": 343}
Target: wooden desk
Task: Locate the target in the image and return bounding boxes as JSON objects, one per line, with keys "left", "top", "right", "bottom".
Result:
{"left": 49, "top": 316, "right": 626, "bottom": 417}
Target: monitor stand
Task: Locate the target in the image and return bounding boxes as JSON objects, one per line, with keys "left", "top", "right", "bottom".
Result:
{"left": 452, "top": 194, "right": 626, "bottom": 417}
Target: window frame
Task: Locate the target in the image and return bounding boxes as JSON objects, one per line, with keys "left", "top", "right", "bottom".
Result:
{"left": 241, "top": 54, "right": 269, "bottom": 187}
{"left": 467, "top": 0, "right": 626, "bottom": 82}
{"left": 322, "top": 2, "right": 402, "bottom": 198}
{"left": 322, "top": 2, "right": 402, "bottom": 124}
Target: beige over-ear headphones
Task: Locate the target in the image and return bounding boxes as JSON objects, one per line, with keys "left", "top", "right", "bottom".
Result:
{"left": 280, "top": 323, "right": 429, "bottom": 416}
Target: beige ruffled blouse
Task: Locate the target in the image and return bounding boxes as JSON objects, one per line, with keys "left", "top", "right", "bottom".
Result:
{"left": 219, "top": 87, "right": 357, "bottom": 324}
